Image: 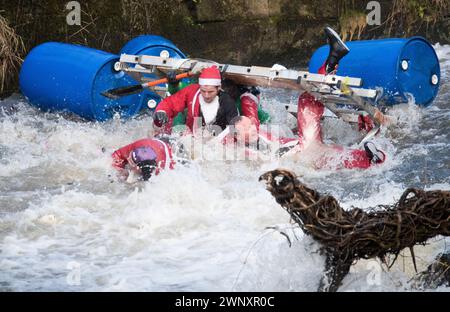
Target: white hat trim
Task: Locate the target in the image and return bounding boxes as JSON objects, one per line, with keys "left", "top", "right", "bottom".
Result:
{"left": 198, "top": 78, "right": 221, "bottom": 86}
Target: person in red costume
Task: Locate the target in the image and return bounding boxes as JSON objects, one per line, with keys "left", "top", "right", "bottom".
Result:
{"left": 153, "top": 66, "right": 238, "bottom": 134}
{"left": 226, "top": 27, "right": 385, "bottom": 169}
{"left": 293, "top": 26, "right": 385, "bottom": 169}
{"left": 231, "top": 112, "right": 384, "bottom": 170}
{"left": 111, "top": 138, "right": 175, "bottom": 181}
{"left": 295, "top": 92, "right": 385, "bottom": 169}
{"left": 222, "top": 27, "right": 385, "bottom": 168}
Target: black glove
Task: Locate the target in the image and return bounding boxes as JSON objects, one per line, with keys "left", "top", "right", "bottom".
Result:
{"left": 153, "top": 111, "right": 169, "bottom": 127}
{"left": 166, "top": 71, "right": 179, "bottom": 85}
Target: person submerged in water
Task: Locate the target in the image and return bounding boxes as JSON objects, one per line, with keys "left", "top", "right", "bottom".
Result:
{"left": 224, "top": 27, "right": 386, "bottom": 169}
{"left": 111, "top": 137, "right": 175, "bottom": 182}
{"left": 230, "top": 114, "right": 385, "bottom": 169}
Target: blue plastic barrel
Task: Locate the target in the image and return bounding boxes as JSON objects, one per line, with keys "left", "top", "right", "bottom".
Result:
{"left": 120, "top": 35, "right": 188, "bottom": 110}
{"left": 308, "top": 37, "right": 440, "bottom": 106}
{"left": 120, "top": 34, "right": 186, "bottom": 58}
{"left": 19, "top": 42, "right": 144, "bottom": 121}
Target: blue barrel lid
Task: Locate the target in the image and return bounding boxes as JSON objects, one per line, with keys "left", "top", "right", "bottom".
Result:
{"left": 396, "top": 37, "right": 440, "bottom": 106}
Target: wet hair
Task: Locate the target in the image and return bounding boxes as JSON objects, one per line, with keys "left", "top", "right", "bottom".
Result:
{"left": 137, "top": 159, "right": 157, "bottom": 181}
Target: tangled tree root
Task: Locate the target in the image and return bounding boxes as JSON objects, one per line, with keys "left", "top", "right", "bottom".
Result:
{"left": 259, "top": 169, "right": 450, "bottom": 292}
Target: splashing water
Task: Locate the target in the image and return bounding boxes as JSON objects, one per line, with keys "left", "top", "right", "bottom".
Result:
{"left": 0, "top": 45, "right": 449, "bottom": 292}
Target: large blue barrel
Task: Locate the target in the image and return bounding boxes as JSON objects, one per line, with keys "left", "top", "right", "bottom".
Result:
{"left": 308, "top": 37, "right": 440, "bottom": 106}
{"left": 120, "top": 35, "right": 188, "bottom": 110}
{"left": 19, "top": 42, "right": 144, "bottom": 121}
{"left": 120, "top": 34, "right": 186, "bottom": 58}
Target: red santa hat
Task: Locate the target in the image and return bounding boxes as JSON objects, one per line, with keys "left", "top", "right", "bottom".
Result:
{"left": 198, "top": 66, "right": 221, "bottom": 86}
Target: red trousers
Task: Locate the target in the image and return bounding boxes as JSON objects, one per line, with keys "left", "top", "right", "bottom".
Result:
{"left": 297, "top": 92, "right": 374, "bottom": 170}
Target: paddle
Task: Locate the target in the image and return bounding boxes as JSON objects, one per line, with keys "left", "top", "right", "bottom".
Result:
{"left": 101, "top": 72, "right": 193, "bottom": 99}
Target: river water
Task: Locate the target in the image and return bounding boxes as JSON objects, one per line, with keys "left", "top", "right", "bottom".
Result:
{"left": 0, "top": 44, "right": 449, "bottom": 292}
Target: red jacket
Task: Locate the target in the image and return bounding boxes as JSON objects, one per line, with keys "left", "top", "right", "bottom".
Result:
{"left": 111, "top": 138, "right": 174, "bottom": 174}
{"left": 155, "top": 84, "right": 238, "bottom": 132}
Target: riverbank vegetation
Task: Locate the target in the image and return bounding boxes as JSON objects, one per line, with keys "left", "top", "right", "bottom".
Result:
{"left": 0, "top": 0, "right": 448, "bottom": 97}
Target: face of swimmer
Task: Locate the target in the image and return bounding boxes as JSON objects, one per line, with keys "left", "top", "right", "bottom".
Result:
{"left": 234, "top": 116, "right": 259, "bottom": 144}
